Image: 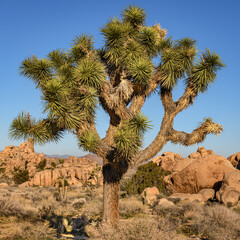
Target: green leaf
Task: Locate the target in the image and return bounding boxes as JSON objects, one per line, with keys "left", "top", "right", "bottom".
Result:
{"left": 139, "top": 26, "right": 163, "bottom": 56}
{"left": 127, "top": 113, "right": 152, "bottom": 135}
{"left": 114, "top": 114, "right": 151, "bottom": 157}
{"left": 9, "top": 112, "right": 64, "bottom": 144}
{"left": 19, "top": 56, "right": 52, "bottom": 88}
{"left": 128, "top": 57, "right": 153, "bottom": 86}
{"left": 47, "top": 49, "right": 69, "bottom": 70}
{"left": 114, "top": 127, "right": 141, "bottom": 157}
{"left": 78, "top": 131, "right": 100, "bottom": 152}
{"left": 42, "top": 78, "right": 84, "bottom": 130}
{"left": 74, "top": 58, "right": 106, "bottom": 89}
{"left": 188, "top": 49, "right": 225, "bottom": 92}
{"left": 122, "top": 5, "right": 146, "bottom": 26}
{"left": 70, "top": 34, "right": 95, "bottom": 61}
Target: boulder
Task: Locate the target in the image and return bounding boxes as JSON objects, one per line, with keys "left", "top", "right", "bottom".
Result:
{"left": 157, "top": 198, "right": 175, "bottom": 207}
{"left": 198, "top": 189, "right": 215, "bottom": 201}
{"left": 164, "top": 153, "right": 236, "bottom": 194}
{"left": 141, "top": 187, "right": 159, "bottom": 205}
{"left": 216, "top": 171, "right": 240, "bottom": 206}
{"left": 227, "top": 152, "right": 240, "bottom": 169}
{"left": 172, "top": 158, "right": 196, "bottom": 172}
{"left": 152, "top": 152, "right": 183, "bottom": 171}
{"left": 0, "top": 182, "right": 8, "bottom": 188}
{"left": 219, "top": 188, "right": 240, "bottom": 207}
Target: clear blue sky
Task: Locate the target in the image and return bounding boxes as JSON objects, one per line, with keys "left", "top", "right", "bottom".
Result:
{"left": 1, "top": 0, "right": 239, "bottom": 158}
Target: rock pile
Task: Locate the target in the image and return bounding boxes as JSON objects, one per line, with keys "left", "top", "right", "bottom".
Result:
{"left": 145, "top": 147, "right": 240, "bottom": 207}
{"left": 0, "top": 139, "right": 102, "bottom": 187}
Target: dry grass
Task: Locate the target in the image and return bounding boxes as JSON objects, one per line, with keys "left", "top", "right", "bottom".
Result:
{"left": 101, "top": 216, "right": 189, "bottom": 240}
{"left": 1, "top": 186, "right": 240, "bottom": 240}
{"left": 119, "top": 196, "right": 148, "bottom": 218}
{"left": 154, "top": 201, "right": 240, "bottom": 240}
{"left": 1, "top": 221, "right": 57, "bottom": 240}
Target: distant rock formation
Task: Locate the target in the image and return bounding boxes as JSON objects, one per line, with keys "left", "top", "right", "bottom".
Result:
{"left": 0, "top": 139, "right": 102, "bottom": 187}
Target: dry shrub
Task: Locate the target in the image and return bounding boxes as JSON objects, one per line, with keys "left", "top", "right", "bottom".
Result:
{"left": 0, "top": 195, "right": 38, "bottom": 219}
{"left": 82, "top": 199, "right": 102, "bottom": 219}
{"left": 101, "top": 216, "right": 188, "bottom": 240}
{"left": 119, "top": 196, "right": 148, "bottom": 218}
{"left": 154, "top": 202, "right": 240, "bottom": 240}
{"left": 7, "top": 221, "right": 57, "bottom": 240}
{"left": 189, "top": 204, "right": 240, "bottom": 240}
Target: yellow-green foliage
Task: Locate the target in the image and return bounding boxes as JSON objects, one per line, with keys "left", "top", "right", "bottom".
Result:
{"left": 13, "top": 169, "right": 29, "bottom": 184}
{"left": 36, "top": 159, "right": 47, "bottom": 171}
{"left": 121, "top": 161, "right": 171, "bottom": 195}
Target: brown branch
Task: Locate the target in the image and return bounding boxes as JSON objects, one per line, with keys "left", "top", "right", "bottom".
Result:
{"left": 174, "top": 85, "right": 197, "bottom": 115}
{"left": 132, "top": 113, "right": 174, "bottom": 166}
{"left": 169, "top": 119, "right": 223, "bottom": 146}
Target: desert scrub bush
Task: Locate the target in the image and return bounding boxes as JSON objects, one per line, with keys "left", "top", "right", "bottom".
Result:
{"left": 72, "top": 198, "right": 87, "bottom": 210}
{"left": 121, "top": 161, "right": 171, "bottom": 195}
{"left": 8, "top": 221, "right": 57, "bottom": 240}
{"left": 0, "top": 195, "right": 38, "bottom": 219}
{"left": 59, "top": 158, "right": 64, "bottom": 165}
{"left": 13, "top": 169, "right": 29, "bottom": 184}
{"left": 101, "top": 216, "right": 189, "bottom": 240}
{"left": 188, "top": 204, "right": 240, "bottom": 240}
{"left": 81, "top": 198, "right": 102, "bottom": 220}
{"left": 154, "top": 201, "right": 240, "bottom": 240}
{"left": 119, "top": 196, "right": 148, "bottom": 218}
{"left": 37, "top": 158, "right": 47, "bottom": 171}
{"left": 0, "top": 167, "right": 6, "bottom": 173}
{"left": 50, "top": 161, "right": 57, "bottom": 168}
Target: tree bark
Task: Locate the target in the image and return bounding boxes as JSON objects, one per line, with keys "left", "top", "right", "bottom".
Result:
{"left": 102, "top": 179, "right": 120, "bottom": 226}
{"left": 102, "top": 155, "right": 128, "bottom": 226}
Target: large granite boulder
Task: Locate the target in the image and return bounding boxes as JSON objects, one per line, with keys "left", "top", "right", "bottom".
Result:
{"left": 164, "top": 153, "right": 236, "bottom": 194}
{"left": 151, "top": 151, "right": 183, "bottom": 171}
{"left": 227, "top": 152, "right": 240, "bottom": 169}
{"left": 216, "top": 171, "right": 240, "bottom": 206}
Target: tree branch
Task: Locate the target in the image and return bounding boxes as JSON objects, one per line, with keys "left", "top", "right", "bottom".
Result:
{"left": 169, "top": 118, "right": 223, "bottom": 146}
{"left": 174, "top": 85, "right": 197, "bottom": 115}
{"left": 132, "top": 113, "right": 174, "bottom": 166}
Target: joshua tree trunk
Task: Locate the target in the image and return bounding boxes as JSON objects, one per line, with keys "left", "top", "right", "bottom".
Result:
{"left": 102, "top": 157, "right": 128, "bottom": 225}
{"left": 102, "top": 179, "right": 120, "bottom": 226}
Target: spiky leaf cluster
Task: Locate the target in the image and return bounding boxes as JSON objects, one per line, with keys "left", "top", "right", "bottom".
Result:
{"left": 78, "top": 131, "right": 100, "bottom": 152}
{"left": 12, "top": 32, "right": 105, "bottom": 144}
{"left": 200, "top": 117, "right": 223, "bottom": 135}
{"left": 74, "top": 58, "right": 106, "bottom": 89}
{"left": 9, "top": 112, "right": 64, "bottom": 144}
{"left": 20, "top": 56, "right": 52, "bottom": 88}
{"left": 114, "top": 114, "right": 151, "bottom": 157}
{"left": 159, "top": 38, "right": 197, "bottom": 89}
{"left": 122, "top": 5, "right": 146, "bottom": 26}
{"left": 100, "top": 6, "right": 166, "bottom": 87}
{"left": 188, "top": 50, "right": 225, "bottom": 92}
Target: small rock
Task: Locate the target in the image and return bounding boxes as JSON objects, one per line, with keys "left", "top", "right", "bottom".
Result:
{"left": 158, "top": 198, "right": 175, "bottom": 207}
{"left": 141, "top": 187, "right": 160, "bottom": 205}
{"left": 0, "top": 182, "right": 8, "bottom": 188}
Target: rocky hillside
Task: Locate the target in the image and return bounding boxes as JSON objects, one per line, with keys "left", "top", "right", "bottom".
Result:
{"left": 0, "top": 139, "right": 102, "bottom": 187}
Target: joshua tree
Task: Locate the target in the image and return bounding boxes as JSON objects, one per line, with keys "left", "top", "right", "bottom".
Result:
{"left": 9, "top": 6, "right": 224, "bottom": 225}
